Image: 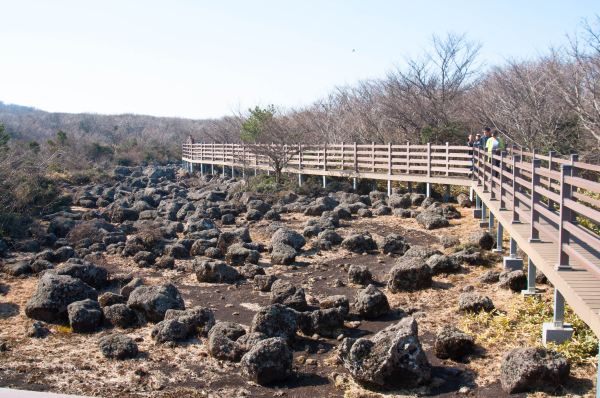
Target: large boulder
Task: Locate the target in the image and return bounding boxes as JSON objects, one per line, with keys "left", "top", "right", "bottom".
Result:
{"left": 126, "top": 283, "right": 185, "bottom": 322}
{"left": 387, "top": 257, "right": 432, "bottom": 292}
{"left": 240, "top": 337, "right": 293, "bottom": 385}
{"left": 434, "top": 325, "right": 475, "bottom": 360}
{"left": 194, "top": 260, "right": 241, "bottom": 283}
{"left": 339, "top": 317, "right": 431, "bottom": 388}
{"left": 415, "top": 211, "right": 449, "bottom": 230}
{"left": 354, "top": 284, "right": 390, "bottom": 319}
{"left": 67, "top": 299, "right": 102, "bottom": 333}
{"left": 25, "top": 273, "right": 98, "bottom": 323}
{"left": 500, "top": 347, "right": 570, "bottom": 393}
{"left": 250, "top": 304, "right": 297, "bottom": 342}
{"left": 297, "top": 307, "right": 345, "bottom": 338}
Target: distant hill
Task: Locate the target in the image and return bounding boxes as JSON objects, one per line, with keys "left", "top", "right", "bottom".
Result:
{"left": 0, "top": 101, "right": 213, "bottom": 145}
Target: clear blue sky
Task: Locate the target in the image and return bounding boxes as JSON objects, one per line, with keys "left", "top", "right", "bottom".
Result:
{"left": 1, "top": 0, "right": 599, "bottom": 119}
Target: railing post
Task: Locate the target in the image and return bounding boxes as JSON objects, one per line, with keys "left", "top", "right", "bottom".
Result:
{"left": 323, "top": 144, "right": 328, "bottom": 188}
{"left": 490, "top": 150, "right": 496, "bottom": 200}
{"left": 548, "top": 150, "right": 557, "bottom": 210}
{"left": 353, "top": 142, "right": 358, "bottom": 172}
{"left": 341, "top": 142, "right": 345, "bottom": 170}
{"left": 371, "top": 142, "right": 375, "bottom": 173}
{"left": 569, "top": 154, "right": 579, "bottom": 224}
{"left": 529, "top": 157, "right": 542, "bottom": 242}
{"left": 482, "top": 148, "right": 489, "bottom": 193}
{"left": 445, "top": 142, "right": 450, "bottom": 177}
{"left": 405, "top": 141, "right": 410, "bottom": 174}
{"left": 556, "top": 164, "right": 573, "bottom": 270}
{"left": 427, "top": 142, "right": 431, "bottom": 178}
{"left": 387, "top": 142, "right": 392, "bottom": 196}
{"left": 499, "top": 151, "right": 506, "bottom": 210}
{"left": 512, "top": 154, "right": 521, "bottom": 223}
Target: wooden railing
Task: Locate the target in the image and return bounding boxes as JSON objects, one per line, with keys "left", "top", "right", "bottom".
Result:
{"left": 473, "top": 146, "right": 600, "bottom": 275}
{"left": 182, "top": 142, "right": 473, "bottom": 181}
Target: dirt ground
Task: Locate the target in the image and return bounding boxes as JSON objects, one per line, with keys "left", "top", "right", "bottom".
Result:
{"left": 0, "top": 208, "right": 597, "bottom": 397}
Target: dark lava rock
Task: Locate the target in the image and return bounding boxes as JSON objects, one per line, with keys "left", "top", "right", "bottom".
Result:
{"left": 339, "top": 317, "right": 431, "bottom": 388}
{"left": 151, "top": 306, "right": 215, "bottom": 343}
{"left": 207, "top": 321, "right": 248, "bottom": 361}
{"left": 458, "top": 292, "right": 495, "bottom": 313}
{"left": 347, "top": 264, "right": 372, "bottom": 285}
{"left": 387, "top": 257, "right": 432, "bottom": 292}
{"left": 98, "top": 334, "right": 139, "bottom": 360}
{"left": 297, "top": 307, "right": 345, "bottom": 337}
{"left": 103, "top": 304, "right": 144, "bottom": 329}
{"left": 500, "top": 347, "right": 570, "bottom": 393}
{"left": 380, "top": 233, "right": 410, "bottom": 255}
{"left": 25, "top": 273, "right": 98, "bottom": 323}
{"left": 225, "top": 243, "right": 260, "bottom": 266}
{"left": 3, "top": 261, "right": 32, "bottom": 276}
{"left": 478, "top": 270, "right": 500, "bottom": 284}
{"left": 27, "top": 321, "right": 50, "bottom": 338}
{"left": 498, "top": 270, "right": 527, "bottom": 292}
{"left": 194, "top": 259, "right": 241, "bottom": 283}
{"left": 270, "top": 228, "right": 305, "bottom": 250}
{"left": 254, "top": 274, "right": 277, "bottom": 292}
{"left": 317, "top": 229, "right": 343, "bottom": 245}
{"left": 320, "top": 295, "right": 350, "bottom": 317}
{"left": 240, "top": 337, "right": 293, "bottom": 385}
{"left": 434, "top": 325, "right": 475, "bottom": 360}
{"left": 250, "top": 304, "right": 297, "bottom": 341}
{"left": 120, "top": 277, "right": 143, "bottom": 298}
{"left": 415, "top": 211, "right": 449, "bottom": 230}
{"left": 56, "top": 261, "right": 108, "bottom": 288}
{"left": 426, "top": 254, "right": 461, "bottom": 275}
{"left": 469, "top": 230, "right": 495, "bottom": 251}
{"left": 388, "top": 193, "right": 412, "bottom": 209}
{"left": 67, "top": 299, "right": 102, "bottom": 333}
{"left": 270, "top": 243, "right": 297, "bottom": 265}
{"left": 354, "top": 284, "right": 390, "bottom": 319}
{"left": 154, "top": 255, "right": 175, "bottom": 269}
{"left": 126, "top": 283, "right": 185, "bottom": 323}
{"left": 270, "top": 279, "right": 307, "bottom": 311}
{"left": 341, "top": 233, "right": 377, "bottom": 254}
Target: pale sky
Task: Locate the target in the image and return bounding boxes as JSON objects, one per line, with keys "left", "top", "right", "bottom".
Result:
{"left": 2, "top": 0, "right": 600, "bottom": 119}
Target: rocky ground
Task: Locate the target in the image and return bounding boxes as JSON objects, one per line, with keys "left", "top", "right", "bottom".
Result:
{"left": 0, "top": 165, "right": 596, "bottom": 397}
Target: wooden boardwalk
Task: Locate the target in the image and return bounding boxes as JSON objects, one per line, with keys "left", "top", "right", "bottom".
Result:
{"left": 182, "top": 142, "right": 600, "bottom": 337}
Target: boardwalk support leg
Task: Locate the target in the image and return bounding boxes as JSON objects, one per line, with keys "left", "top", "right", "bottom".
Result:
{"left": 522, "top": 259, "right": 539, "bottom": 297}
{"left": 543, "top": 289, "right": 573, "bottom": 345}
{"left": 488, "top": 211, "right": 495, "bottom": 230}
{"left": 222, "top": 165, "right": 226, "bottom": 178}
{"left": 426, "top": 183, "right": 431, "bottom": 198}
{"left": 387, "top": 180, "right": 392, "bottom": 196}
{"left": 200, "top": 164, "right": 204, "bottom": 176}
{"left": 211, "top": 164, "right": 215, "bottom": 175}
{"left": 479, "top": 202, "right": 488, "bottom": 228}
{"left": 298, "top": 174, "right": 303, "bottom": 187}
{"left": 469, "top": 186, "right": 474, "bottom": 201}
{"left": 353, "top": 177, "right": 357, "bottom": 191}
{"left": 473, "top": 194, "right": 482, "bottom": 218}
{"left": 408, "top": 182, "right": 413, "bottom": 193}
{"left": 322, "top": 175, "right": 327, "bottom": 189}
{"left": 503, "top": 237, "right": 524, "bottom": 270}
{"left": 493, "top": 222, "right": 503, "bottom": 253}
